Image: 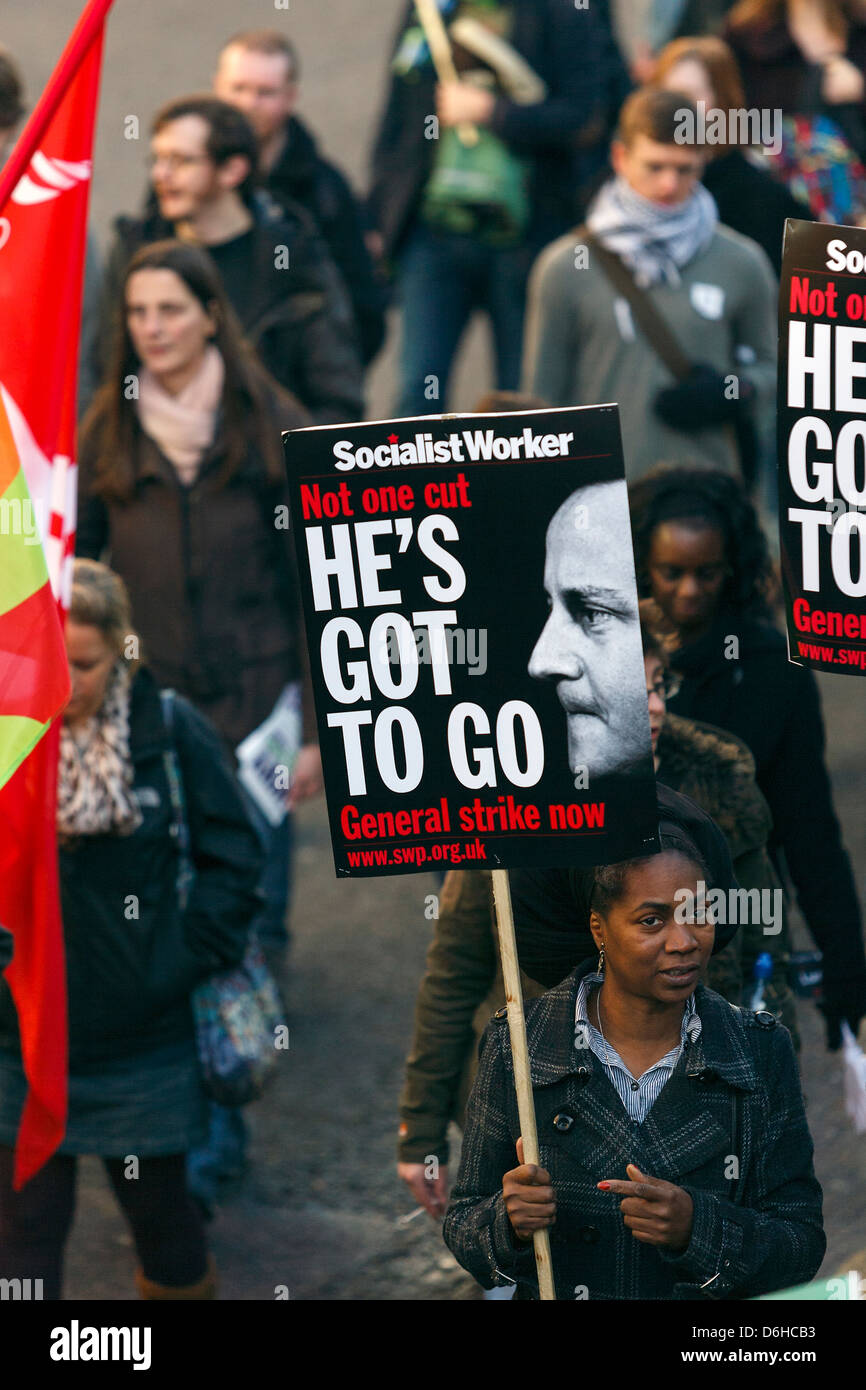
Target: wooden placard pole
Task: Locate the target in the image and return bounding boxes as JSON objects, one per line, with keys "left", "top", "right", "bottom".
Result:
{"left": 414, "top": 0, "right": 480, "bottom": 147}
{"left": 490, "top": 867, "right": 556, "bottom": 1301}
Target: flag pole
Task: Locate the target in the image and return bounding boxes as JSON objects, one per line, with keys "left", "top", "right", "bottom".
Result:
{"left": 0, "top": 0, "right": 115, "bottom": 210}
{"left": 413, "top": 0, "right": 479, "bottom": 147}
{"left": 491, "top": 868, "right": 556, "bottom": 1300}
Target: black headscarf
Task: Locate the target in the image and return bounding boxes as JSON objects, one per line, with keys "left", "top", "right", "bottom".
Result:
{"left": 510, "top": 783, "right": 740, "bottom": 989}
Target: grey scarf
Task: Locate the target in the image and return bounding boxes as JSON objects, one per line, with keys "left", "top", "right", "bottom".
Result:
{"left": 586, "top": 175, "right": 718, "bottom": 288}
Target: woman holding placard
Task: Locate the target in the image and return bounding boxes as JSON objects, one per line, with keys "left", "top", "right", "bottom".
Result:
{"left": 442, "top": 788, "right": 825, "bottom": 1300}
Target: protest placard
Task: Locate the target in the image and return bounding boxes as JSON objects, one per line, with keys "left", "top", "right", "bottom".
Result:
{"left": 778, "top": 219, "right": 866, "bottom": 676}
{"left": 283, "top": 405, "right": 658, "bottom": 878}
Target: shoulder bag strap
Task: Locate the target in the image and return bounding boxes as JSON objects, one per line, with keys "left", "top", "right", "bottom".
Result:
{"left": 159, "top": 687, "right": 195, "bottom": 913}
{"left": 579, "top": 225, "right": 694, "bottom": 382}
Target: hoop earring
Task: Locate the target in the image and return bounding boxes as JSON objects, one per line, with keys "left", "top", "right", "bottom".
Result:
{"left": 597, "top": 945, "right": 605, "bottom": 975}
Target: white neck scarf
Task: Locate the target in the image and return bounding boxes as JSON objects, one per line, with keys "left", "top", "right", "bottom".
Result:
{"left": 586, "top": 175, "right": 718, "bottom": 288}
{"left": 136, "top": 344, "right": 225, "bottom": 485}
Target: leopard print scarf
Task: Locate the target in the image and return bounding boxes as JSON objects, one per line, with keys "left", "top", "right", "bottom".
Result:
{"left": 57, "top": 664, "right": 143, "bottom": 839}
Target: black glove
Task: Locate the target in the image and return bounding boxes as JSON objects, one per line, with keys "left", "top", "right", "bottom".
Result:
{"left": 0, "top": 924, "right": 12, "bottom": 972}
{"left": 820, "top": 973, "right": 866, "bottom": 1051}
{"left": 653, "top": 363, "right": 754, "bottom": 431}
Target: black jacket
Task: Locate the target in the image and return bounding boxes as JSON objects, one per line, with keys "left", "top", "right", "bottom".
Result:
{"left": 100, "top": 191, "right": 363, "bottom": 424}
{"left": 367, "top": 0, "right": 629, "bottom": 261}
{"left": 668, "top": 614, "right": 865, "bottom": 988}
{"left": 0, "top": 669, "right": 263, "bottom": 1070}
{"left": 703, "top": 150, "right": 811, "bottom": 276}
{"left": 444, "top": 969, "right": 825, "bottom": 1300}
{"left": 265, "top": 116, "right": 386, "bottom": 364}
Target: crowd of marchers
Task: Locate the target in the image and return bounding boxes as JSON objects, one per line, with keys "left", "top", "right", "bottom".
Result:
{"left": 0, "top": 0, "right": 865, "bottom": 1301}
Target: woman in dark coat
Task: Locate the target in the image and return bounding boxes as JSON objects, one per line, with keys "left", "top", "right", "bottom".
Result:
{"left": 77, "top": 238, "right": 318, "bottom": 767}
{"left": 443, "top": 789, "right": 825, "bottom": 1300}
{"left": 398, "top": 605, "right": 789, "bottom": 1223}
{"left": 629, "top": 465, "right": 866, "bottom": 1050}
{"left": 0, "top": 560, "right": 263, "bottom": 1299}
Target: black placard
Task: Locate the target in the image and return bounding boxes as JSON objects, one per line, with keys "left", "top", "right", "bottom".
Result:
{"left": 778, "top": 219, "right": 866, "bottom": 675}
{"left": 283, "top": 406, "right": 658, "bottom": 876}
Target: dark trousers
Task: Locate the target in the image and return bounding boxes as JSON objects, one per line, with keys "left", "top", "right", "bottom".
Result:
{"left": 0, "top": 1147, "right": 207, "bottom": 1300}
{"left": 396, "top": 223, "right": 534, "bottom": 417}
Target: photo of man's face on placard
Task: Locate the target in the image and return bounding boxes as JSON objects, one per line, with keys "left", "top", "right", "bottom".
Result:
{"left": 529, "top": 480, "right": 649, "bottom": 781}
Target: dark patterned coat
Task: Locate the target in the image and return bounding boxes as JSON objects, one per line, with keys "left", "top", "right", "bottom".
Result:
{"left": 399, "top": 712, "right": 789, "bottom": 1166}
{"left": 443, "top": 971, "right": 825, "bottom": 1300}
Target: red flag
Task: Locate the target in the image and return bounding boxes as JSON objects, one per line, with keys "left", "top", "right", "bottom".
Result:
{"left": 0, "top": 0, "right": 114, "bottom": 1187}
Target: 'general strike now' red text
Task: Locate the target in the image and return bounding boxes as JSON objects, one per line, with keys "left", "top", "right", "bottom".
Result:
{"left": 339, "top": 797, "right": 605, "bottom": 842}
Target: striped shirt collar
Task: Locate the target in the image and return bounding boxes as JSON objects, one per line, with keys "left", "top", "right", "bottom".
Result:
{"left": 575, "top": 971, "right": 702, "bottom": 1122}
{"left": 576, "top": 971, "right": 701, "bottom": 1042}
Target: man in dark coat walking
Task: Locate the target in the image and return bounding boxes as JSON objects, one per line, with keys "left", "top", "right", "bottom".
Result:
{"left": 367, "top": 0, "right": 630, "bottom": 415}
{"left": 213, "top": 30, "right": 387, "bottom": 365}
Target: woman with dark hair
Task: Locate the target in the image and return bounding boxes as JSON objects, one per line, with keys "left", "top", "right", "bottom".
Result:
{"left": 443, "top": 787, "right": 825, "bottom": 1300}
{"left": 0, "top": 561, "right": 262, "bottom": 1299}
{"left": 77, "top": 239, "right": 322, "bottom": 1200}
{"left": 78, "top": 237, "right": 320, "bottom": 884}
{"left": 629, "top": 464, "right": 866, "bottom": 1050}
{"left": 653, "top": 34, "right": 812, "bottom": 272}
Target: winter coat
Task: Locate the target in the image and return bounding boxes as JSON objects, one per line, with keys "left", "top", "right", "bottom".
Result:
{"left": 444, "top": 969, "right": 825, "bottom": 1300}
{"left": 99, "top": 191, "right": 363, "bottom": 424}
{"left": 0, "top": 668, "right": 263, "bottom": 1071}
{"left": 76, "top": 375, "right": 312, "bottom": 752}
{"left": 658, "top": 713, "right": 794, "bottom": 1028}
{"left": 397, "top": 713, "right": 782, "bottom": 1164}
{"left": 398, "top": 870, "right": 544, "bottom": 1165}
{"left": 524, "top": 221, "right": 777, "bottom": 479}
{"left": 265, "top": 115, "right": 386, "bottom": 364}
{"left": 367, "top": 0, "right": 630, "bottom": 261}
{"left": 702, "top": 150, "right": 811, "bottom": 276}
{"left": 668, "top": 614, "right": 866, "bottom": 993}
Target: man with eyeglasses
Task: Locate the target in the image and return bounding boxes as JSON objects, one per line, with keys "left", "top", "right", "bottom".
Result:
{"left": 213, "top": 29, "right": 386, "bottom": 366}
{"left": 97, "top": 95, "right": 363, "bottom": 424}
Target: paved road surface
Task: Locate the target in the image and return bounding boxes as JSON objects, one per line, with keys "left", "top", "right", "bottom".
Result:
{"left": 4, "top": 0, "right": 866, "bottom": 1300}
